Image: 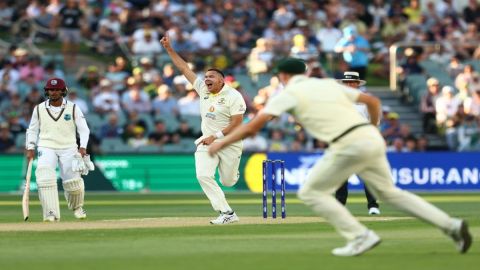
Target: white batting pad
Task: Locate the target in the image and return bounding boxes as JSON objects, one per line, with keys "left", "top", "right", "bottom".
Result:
{"left": 63, "top": 178, "right": 85, "bottom": 210}
{"left": 35, "top": 166, "right": 60, "bottom": 220}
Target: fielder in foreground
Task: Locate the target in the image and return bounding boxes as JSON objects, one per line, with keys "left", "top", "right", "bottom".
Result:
{"left": 25, "top": 78, "right": 94, "bottom": 221}
{"left": 161, "top": 35, "right": 246, "bottom": 225}
{"left": 208, "top": 58, "right": 472, "bottom": 256}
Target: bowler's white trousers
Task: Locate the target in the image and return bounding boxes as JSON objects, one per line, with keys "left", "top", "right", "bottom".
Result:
{"left": 298, "top": 125, "right": 458, "bottom": 240}
{"left": 195, "top": 144, "right": 242, "bottom": 213}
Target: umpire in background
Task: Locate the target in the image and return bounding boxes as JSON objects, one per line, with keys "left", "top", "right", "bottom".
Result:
{"left": 335, "top": 71, "right": 380, "bottom": 215}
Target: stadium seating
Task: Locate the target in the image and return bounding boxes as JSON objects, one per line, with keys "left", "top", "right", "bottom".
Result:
{"left": 179, "top": 115, "right": 202, "bottom": 134}
{"left": 15, "top": 133, "right": 26, "bottom": 149}
{"left": 154, "top": 115, "right": 179, "bottom": 132}
{"left": 100, "top": 137, "right": 132, "bottom": 153}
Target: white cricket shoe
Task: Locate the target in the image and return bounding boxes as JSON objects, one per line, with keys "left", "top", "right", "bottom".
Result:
{"left": 368, "top": 207, "right": 380, "bottom": 215}
{"left": 210, "top": 212, "right": 239, "bottom": 225}
{"left": 332, "top": 230, "right": 381, "bottom": 256}
{"left": 74, "top": 207, "right": 87, "bottom": 219}
{"left": 43, "top": 215, "right": 57, "bottom": 222}
{"left": 448, "top": 219, "right": 472, "bottom": 254}
{"left": 43, "top": 210, "right": 58, "bottom": 222}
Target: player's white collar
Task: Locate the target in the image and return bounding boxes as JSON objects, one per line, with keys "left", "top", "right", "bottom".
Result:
{"left": 46, "top": 98, "right": 66, "bottom": 109}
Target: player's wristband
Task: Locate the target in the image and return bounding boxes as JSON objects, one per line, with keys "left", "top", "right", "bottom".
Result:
{"left": 215, "top": 131, "right": 225, "bottom": 139}
{"left": 26, "top": 142, "right": 35, "bottom": 150}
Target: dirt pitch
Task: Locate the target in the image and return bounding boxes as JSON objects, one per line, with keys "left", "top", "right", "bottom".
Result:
{"left": 0, "top": 216, "right": 412, "bottom": 232}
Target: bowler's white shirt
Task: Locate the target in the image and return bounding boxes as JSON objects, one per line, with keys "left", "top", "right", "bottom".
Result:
{"left": 193, "top": 78, "right": 246, "bottom": 146}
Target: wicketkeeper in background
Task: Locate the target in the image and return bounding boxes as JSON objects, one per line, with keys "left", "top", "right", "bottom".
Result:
{"left": 25, "top": 78, "right": 94, "bottom": 221}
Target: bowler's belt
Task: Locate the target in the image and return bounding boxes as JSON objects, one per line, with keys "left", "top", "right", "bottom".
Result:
{"left": 331, "top": 123, "right": 371, "bottom": 143}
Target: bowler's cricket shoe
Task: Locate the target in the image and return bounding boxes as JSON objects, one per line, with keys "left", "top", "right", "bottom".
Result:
{"left": 448, "top": 219, "right": 472, "bottom": 254}
{"left": 368, "top": 207, "right": 380, "bottom": 215}
{"left": 210, "top": 212, "right": 239, "bottom": 225}
{"left": 73, "top": 207, "right": 87, "bottom": 219}
{"left": 332, "top": 230, "right": 381, "bottom": 256}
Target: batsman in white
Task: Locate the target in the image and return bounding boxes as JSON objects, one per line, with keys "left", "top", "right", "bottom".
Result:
{"left": 161, "top": 35, "right": 246, "bottom": 225}
{"left": 209, "top": 58, "right": 472, "bottom": 256}
{"left": 25, "top": 78, "right": 94, "bottom": 222}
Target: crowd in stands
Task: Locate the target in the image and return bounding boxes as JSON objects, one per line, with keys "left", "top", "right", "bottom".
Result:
{"left": 1, "top": 0, "right": 480, "bottom": 154}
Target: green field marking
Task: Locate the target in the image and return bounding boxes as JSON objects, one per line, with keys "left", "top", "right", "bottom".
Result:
{"left": 2, "top": 194, "right": 480, "bottom": 206}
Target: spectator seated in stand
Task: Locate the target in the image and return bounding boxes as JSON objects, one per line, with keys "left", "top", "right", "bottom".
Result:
{"left": 0, "top": 123, "right": 15, "bottom": 153}
{"left": 148, "top": 120, "right": 171, "bottom": 146}
{"left": 100, "top": 113, "right": 124, "bottom": 138}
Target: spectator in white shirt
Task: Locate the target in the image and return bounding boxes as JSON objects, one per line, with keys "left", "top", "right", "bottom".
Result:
{"left": 190, "top": 20, "right": 217, "bottom": 55}
{"left": 316, "top": 19, "right": 342, "bottom": 54}
{"left": 435, "top": 85, "right": 460, "bottom": 128}
{"left": 132, "top": 31, "right": 162, "bottom": 56}
{"left": 177, "top": 86, "right": 200, "bottom": 116}
{"left": 152, "top": 84, "right": 179, "bottom": 117}
{"left": 92, "top": 79, "right": 121, "bottom": 114}
{"left": 121, "top": 81, "right": 152, "bottom": 114}
{"left": 243, "top": 133, "right": 268, "bottom": 152}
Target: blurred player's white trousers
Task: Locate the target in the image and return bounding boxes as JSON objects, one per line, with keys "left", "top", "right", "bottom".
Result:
{"left": 298, "top": 126, "right": 457, "bottom": 240}
{"left": 37, "top": 147, "right": 82, "bottom": 180}
{"left": 195, "top": 144, "right": 242, "bottom": 213}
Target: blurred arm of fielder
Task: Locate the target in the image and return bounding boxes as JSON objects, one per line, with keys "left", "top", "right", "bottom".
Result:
{"left": 160, "top": 34, "right": 197, "bottom": 84}
{"left": 209, "top": 113, "right": 273, "bottom": 156}
{"left": 200, "top": 114, "right": 243, "bottom": 146}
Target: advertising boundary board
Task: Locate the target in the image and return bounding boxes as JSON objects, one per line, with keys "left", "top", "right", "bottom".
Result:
{"left": 241, "top": 152, "right": 480, "bottom": 192}
{"left": 1, "top": 152, "right": 479, "bottom": 192}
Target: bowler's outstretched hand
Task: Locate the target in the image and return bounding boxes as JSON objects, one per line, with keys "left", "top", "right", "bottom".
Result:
{"left": 160, "top": 34, "right": 172, "bottom": 50}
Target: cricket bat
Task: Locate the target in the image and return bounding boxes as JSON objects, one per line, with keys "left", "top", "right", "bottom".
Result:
{"left": 22, "top": 158, "right": 33, "bottom": 221}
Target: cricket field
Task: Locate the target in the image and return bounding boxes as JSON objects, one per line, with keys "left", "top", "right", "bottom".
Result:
{"left": 0, "top": 193, "right": 478, "bottom": 270}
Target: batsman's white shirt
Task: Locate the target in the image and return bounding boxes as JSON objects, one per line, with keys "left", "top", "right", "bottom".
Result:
{"left": 193, "top": 78, "right": 246, "bottom": 213}
{"left": 26, "top": 99, "right": 91, "bottom": 180}
{"left": 26, "top": 99, "right": 90, "bottom": 150}
{"left": 262, "top": 75, "right": 456, "bottom": 241}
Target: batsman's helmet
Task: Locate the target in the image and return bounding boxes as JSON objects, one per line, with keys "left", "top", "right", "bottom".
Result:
{"left": 44, "top": 78, "right": 68, "bottom": 97}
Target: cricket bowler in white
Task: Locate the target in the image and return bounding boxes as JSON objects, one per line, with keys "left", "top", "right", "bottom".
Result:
{"left": 209, "top": 58, "right": 472, "bottom": 255}
{"left": 26, "top": 78, "right": 94, "bottom": 221}
{"left": 161, "top": 35, "right": 246, "bottom": 225}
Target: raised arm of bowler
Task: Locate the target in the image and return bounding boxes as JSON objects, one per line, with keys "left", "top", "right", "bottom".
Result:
{"left": 209, "top": 58, "right": 472, "bottom": 256}
{"left": 161, "top": 34, "right": 246, "bottom": 225}
{"left": 25, "top": 78, "right": 90, "bottom": 221}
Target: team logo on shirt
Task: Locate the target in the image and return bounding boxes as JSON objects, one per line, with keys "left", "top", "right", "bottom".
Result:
{"left": 64, "top": 114, "right": 72, "bottom": 121}
{"left": 217, "top": 98, "right": 225, "bottom": 105}
{"left": 205, "top": 113, "right": 216, "bottom": 120}
{"left": 209, "top": 106, "right": 215, "bottom": 112}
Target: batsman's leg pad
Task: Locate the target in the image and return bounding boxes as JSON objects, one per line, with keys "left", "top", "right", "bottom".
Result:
{"left": 63, "top": 178, "right": 85, "bottom": 210}
{"left": 35, "top": 166, "right": 60, "bottom": 220}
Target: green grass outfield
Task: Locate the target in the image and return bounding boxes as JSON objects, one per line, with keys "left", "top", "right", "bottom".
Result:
{"left": 0, "top": 193, "right": 478, "bottom": 270}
